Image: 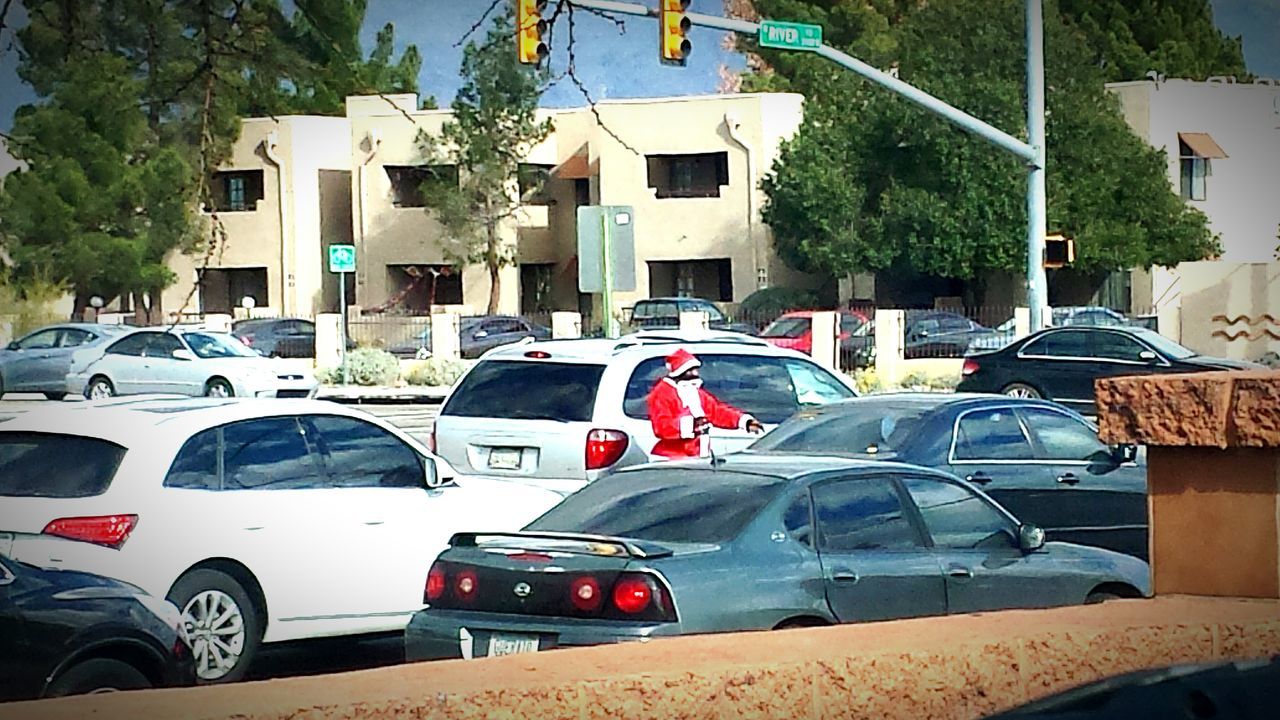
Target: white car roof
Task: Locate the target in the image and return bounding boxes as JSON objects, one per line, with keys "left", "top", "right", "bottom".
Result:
{"left": 477, "top": 330, "right": 798, "bottom": 364}
{"left": 0, "top": 397, "right": 371, "bottom": 448}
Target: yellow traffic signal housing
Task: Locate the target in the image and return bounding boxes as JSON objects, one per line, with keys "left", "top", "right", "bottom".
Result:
{"left": 517, "top": 0, "right": 549, "bottom": 65}
{"left": 1044, "top": 234, "right": 1076, "bottom": 268}
{"left": 660, "top": 0, "right": 692, "bottom": 66}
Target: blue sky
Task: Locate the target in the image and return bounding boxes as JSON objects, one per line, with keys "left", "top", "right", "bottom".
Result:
{"left": 2, "top": 0, "right": 1278, "bottom": 132}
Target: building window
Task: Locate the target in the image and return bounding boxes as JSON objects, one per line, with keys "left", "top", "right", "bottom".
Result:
{"left": 385, "top": 165, "right": 459, "bottom": 208}
{"left": 383, "top": 265, "right": 462, "bottom": 312}
{"left": 646, "top": 153, "right": 729, "bottom": 199}
{"left": 648, "top": 259, "right": 733, "bottom": 301}
{"left": 518, "top": 164, "right": 554, "bottom": 206}
{"left": 198, "top": 267, "right": 269, "bottom": 313}
{"left": 211, "top": 171, "right": 264, "bottom": 212}
{"left": 520, "top": 263, "right": 555, "bottom": 313}
{"left": 1176, "top": 133, "right": 1226, "bottom": 202}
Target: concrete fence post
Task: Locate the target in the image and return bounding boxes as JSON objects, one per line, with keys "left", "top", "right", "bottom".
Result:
{"left": 552, "top": 312, "right": 582, "bottom": 339}
{"left": 679, "top": 311, "right": 710, "bottom": 333}
{"left": 809, "top": 311, "right": 840, "bottom": 371}
{"left": 1157, "top": 305, "right": 1182, "bottom": 343}
{"left": 874, "top": 309, "right": 905, "bottom": 386}
{"left": 430, "top": 312, "right": 461, "bottom": 360}
{"left": 314, "top": 313, "right": 342, "bottom": 371}
{"left": 204, "top": 313, "right": 233, "bottom": 333}
{"left": 1014, "top": 307, "right": 1031, "bottom": 338}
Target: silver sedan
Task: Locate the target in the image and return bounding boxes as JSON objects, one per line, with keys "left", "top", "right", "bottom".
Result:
{"left": 0, "top": 323, "right": 129, "bottom": 400}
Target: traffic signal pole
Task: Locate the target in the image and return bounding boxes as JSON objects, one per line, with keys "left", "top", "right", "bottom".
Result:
{"left": 566, "top": 0, "right": 1051, "bottom": 329}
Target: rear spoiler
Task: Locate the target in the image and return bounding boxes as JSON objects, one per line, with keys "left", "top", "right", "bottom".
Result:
{"left": 447, "top": 531, "right": 674, "bottom": 560}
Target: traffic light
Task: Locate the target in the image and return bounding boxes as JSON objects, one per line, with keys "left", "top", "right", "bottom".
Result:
{"left": 1043, "top": 234, "right": 1076, "bottom": 268}
{"left": 517, "top": 0, "right": 549, "bottom": 65}
{"left": 660, "top": 0, "right": 692, "bottom": 66}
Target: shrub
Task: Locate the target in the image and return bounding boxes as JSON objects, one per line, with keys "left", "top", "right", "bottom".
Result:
{"left": 316, "top": 348, "right": 400, "bottom": 386}
{"left": 852, "top": 367, "right": 884, "bottom": 394}
{"left": 0, "top": 271, "right": 68, "bottom": 338}
{"left": 403, "top": 357, "right": 469, "bottom": 387}
{"left": 739, "top": 287, "right": 820, "bottom": 328}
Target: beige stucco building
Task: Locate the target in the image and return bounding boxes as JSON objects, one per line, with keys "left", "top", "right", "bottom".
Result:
{"left": 162, "top": 92, "right": 813, "bottom": 319}
{"left": 1108, "top": 78, "right": 1280, "bottom": 360}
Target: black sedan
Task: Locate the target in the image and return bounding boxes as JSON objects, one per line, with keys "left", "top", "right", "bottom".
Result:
{"left": 750, "top": 394, "right": 1148, "bottom": 559}
{"left": 957, "top": 326, "right": 1262, "bottom": 415}
{"left": 387, "top": 315, "right": 551, "bottom": 360}
{"left": 405, "top": 456, "right": 1148, "bottom": 663}
{"left": 0, "top": 553, "right": 193, "bottom": 700}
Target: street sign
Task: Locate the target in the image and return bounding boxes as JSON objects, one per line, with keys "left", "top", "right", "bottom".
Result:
{"left": 758, "top": 20, "right": 822, "bottom": 52}
{"left": 577, "top": 206, "right": 637, "bottom": 293}
{"left": 328, "top": 244, "right": 356, "bottom": 273}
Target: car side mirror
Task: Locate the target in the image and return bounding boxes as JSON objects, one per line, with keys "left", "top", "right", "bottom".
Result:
{"left": 1111, "top": 444, "right": 1138, "bottom": 465}
{"left": 473, "top": 330, "right": 489, "bottom": 339}
{"left": 5, "top": 342, "right": 18, "bottom": 351}
{"left": 1019, "top": 524, "right": 1046, "bottom": 553}
{"left": 0, "top": 561, "right": 15, "bottom": 587}
{"left": 424, "top": 458, "right": 456, "bottom": 489}
{"left": 172, "top": 349, "right": 196, "bottom": 361}
{"left": 1138, "top": 350, "right": 1158, "bottom": 363}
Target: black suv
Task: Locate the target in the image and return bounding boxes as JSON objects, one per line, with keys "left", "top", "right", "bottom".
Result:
{"left": 627, "top": 297, "right": 756, "bottom": 334}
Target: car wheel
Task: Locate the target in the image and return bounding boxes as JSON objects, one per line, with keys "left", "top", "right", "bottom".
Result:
{"left": 1002, "top": 382, "right": 1041, "bottom": 399}
{"left": 204, "top": 378, "right": 234, "bottom": 398}
{"left": 168, "top": 569, "right": 262, "bottom": 684}
{"left": 1085, "top": 591, "right": 1123, "bottom": 604}
{"left": 86, "top": 376, "right": 115, "bottom": 400}
{"left": 45, "top": 658, "right": 151, "bottom": 697}
{"left": 44, "top": 392, "right": 67, "bottom": 401}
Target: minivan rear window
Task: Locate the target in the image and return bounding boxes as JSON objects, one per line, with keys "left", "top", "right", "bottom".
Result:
{"left": 442, "top": 360, "right": 606, "bottom": 422}
{"left": 0, "top": 432, "right": 126, "bottom": 498}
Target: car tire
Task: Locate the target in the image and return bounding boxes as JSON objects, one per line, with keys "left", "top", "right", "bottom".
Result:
{"left": 1085, "top": 591, "right": 1123, "bottom": 604}
{"left": 204, "top": 378, "right": 234, "bottom": 398}
{"left": 45, "top": 658, "right": 151, "bottom": 697}
{"left": 1001, "top": 382, "right": 1042, "bottom": 400}
{"left": 168, "top": 569, "right": 262, "bottom": 684}
{"left": 86, "top": 376, "right": 115, "bottom": 400}
{"left": 44, "top": 392, "right": 67, "bottom": 401}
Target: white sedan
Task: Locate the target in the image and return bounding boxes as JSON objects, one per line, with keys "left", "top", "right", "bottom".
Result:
{"left": 0, "top": 398, "right": 564, "bottom": 683}
{"left": 66, "top": 327, "right": 318, "bottom": 399}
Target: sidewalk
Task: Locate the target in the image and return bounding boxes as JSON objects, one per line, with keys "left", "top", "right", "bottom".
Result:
{"left": 315, "top": 385, "right": 449, "bottom": 403}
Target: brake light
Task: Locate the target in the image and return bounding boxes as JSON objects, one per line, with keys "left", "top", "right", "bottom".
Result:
{"left": 962, "top": 357, "right": 980, "bottom": 376}
{"left": 586, "top": 429, "right": 629, "bottom": 470}
{"left": 524, "top": 351, "right": 551, "bottom": 359}
{"left": 455, "top": 568, "right": 478, "bottom": 602}
{"left": 239, "top": 334, "right": 254, "bottom": 347}
{"left": 427, "top": 426, "right": 437, "bottom": 453}
{"left": 570, "top": 576, "right": 603, "bottom": 612}
{"left": 41, "top": 515, "right": 138, "bottom": 549}
{"left": 425, "top": 563, "right": 446, "bottom": 602}
{"left": 612, "top": 575, "right": 653, "bottom": 614}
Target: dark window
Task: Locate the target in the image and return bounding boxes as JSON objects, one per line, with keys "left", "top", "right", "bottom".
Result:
{"left": 16, "top": 329, "right": 60, "bottom": 350}
{"left": 142, "top": 333, "right": 184, "bottom": 358}
{"left": 221, "top": 417, "right": 323, "bottom": 490}
{"left": 518, "top": 163, "right": 554, "bottom": 205}
{"left": 686, "top": 300, "right": 727, "bottom": 323}
{"left": 1089, "top": 332, "right": 1147, "bottom": 362}
{"left": 901, "top": 477, "right": 1016, "bottom": 550}
{"left": 622, "top": 354, "right": 809, "bottom": 425}
{"left": 526, "top": 468, "right": 785, "bottom": 544}
{"left": 783, "top": 493, "right": 813, "bottom": 546}
{"left": 752, "top": 401, "right": 934, "bottom": 456}
{"left": 1179, "top": 139, "right": 1208, "bottom": 201}
{"left": 1019, "top": 408, "right": 1108, "bottom": 462}
{"left": 58, "top": 329, "right": 94, "bottom": 347}
{"left": 442, "top": 360, "right": 605, "bottom": 422}
{"left": 308, "top": 416, "right": 422, "bottom": 488}
{"left": 0, "top": 432, "right": 126, "bottom": 498}
{"left": 165, "top": 429, "right": 220, "bottom": 490}
{"left": 953, "top": 408, "right": 1033, "bottom": 461}
{"left": 631, "top": 301, "right": 678, "bottom": 321}
{"left": 761, "top": 317, "right": 810, "bottom": 339}
{"left": 646, "top": 153, "right": 730, "bottom": 199}
{"left": 812, "top": 480, "right": 919, "bottom": 551}
{"left": 106, "top": 333, "right": 151, "bottom": 357}
{"left": 386, "top": 264, "right": 463, "bottom": 310}
{"left": 212, "top": 171, "right": 265, "bottom": 212}
{"left": 385, "top": 165, "right": 458, "bottom": 208}
{"left": 197, "top": 267, "right": 270, "bottom": 315}
{"left": 1022, "top": 330, "right": 1089, "bottom": 358}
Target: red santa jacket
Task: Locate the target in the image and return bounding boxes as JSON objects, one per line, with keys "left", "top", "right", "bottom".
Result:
{"left": 647, "top": 377, "right": 753, "bottom": 459}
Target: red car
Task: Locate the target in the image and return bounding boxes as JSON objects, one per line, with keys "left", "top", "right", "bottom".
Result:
{"left": 760, "top": 310, "right": 869, "bottom": 356}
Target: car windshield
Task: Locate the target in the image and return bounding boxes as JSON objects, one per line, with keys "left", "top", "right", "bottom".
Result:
{"left": 760, "top": 317, "right": 810, "bottom": 338}
{"left": 526, "top": 467, "right": 787, "bottom": 544}
{"left": 183, "top": 332, "right": 258, "bottom": 359}
{"left": 1133, "top": 328, "right": 1196, "bottom": 360}
{"left": 442, "top": 360, "right": 605, "bottom": 422}
{"left": 751, "top": 400, "right": 937, "bottom": 455}
{"left": 0, "top": 432, "right": 126, "bottom": 498}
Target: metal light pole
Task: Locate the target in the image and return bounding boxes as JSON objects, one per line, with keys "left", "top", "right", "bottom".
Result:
{"left": 1025, "top": 0, "right": 1050, "bottom": 330}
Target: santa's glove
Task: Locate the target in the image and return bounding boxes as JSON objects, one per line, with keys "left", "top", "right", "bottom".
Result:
{"left": 693, "top": 417, "right": 711, "bottom": 435}
{"left": 746, "top": 419, "right": 765, "bottom": 434}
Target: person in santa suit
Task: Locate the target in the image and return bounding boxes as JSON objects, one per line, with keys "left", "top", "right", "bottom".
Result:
{"left": 647, "top": 348, "right": 764, "bottom": 460}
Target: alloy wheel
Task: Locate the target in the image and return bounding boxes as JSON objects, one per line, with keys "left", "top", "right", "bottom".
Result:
{"left": 88, "top": 380, "right": 114, "bottom": 400}
{"left": 181, "top": 589, "right": 246, "bottom": 681}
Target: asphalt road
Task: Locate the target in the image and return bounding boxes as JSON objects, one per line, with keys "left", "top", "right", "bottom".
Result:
{"left": 0, "top": 393, "right": 442, "bottom": 683}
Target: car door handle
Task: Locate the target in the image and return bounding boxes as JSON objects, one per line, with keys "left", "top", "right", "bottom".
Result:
{"left": 965, "top": 472, "right": 992, "bottom": 485}
{"left": 362, "top": 520, "right": 386, "bottom": 526}
{"left": 948, "top": 566, "right": 974, "bottom": 579}
{"left": 1056, "top": 473, "right": 1080, "bottom": 485}
{"left": 831, "top": 570, "right": 860, "bottom": 584}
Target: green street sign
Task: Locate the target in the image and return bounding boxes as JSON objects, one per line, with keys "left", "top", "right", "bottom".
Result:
{"left": 328, "top": 244, "right": 356, "bottom": 273}
{"left": 758, "top": 20, "right": 823, "bottom": 52}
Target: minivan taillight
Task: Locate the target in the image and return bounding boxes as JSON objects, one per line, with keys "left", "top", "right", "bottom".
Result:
{"left": 961, "top": 357, "right": 980, "bottom": 376}
{"left": 42, "top": 514, "right": 138, "bottom": 549}
{"left": 586, "top": 429, "right": 628, "bottom": 470}
{"left": 427, "top": 426, "right": 437, "bottom": 453}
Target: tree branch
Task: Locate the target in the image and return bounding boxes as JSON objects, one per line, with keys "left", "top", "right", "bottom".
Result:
{"left": 564, "top": 3, "right": 640, "bottom": 156}
{"left": 455, "top": 0, "right": 503, "bottom": 48}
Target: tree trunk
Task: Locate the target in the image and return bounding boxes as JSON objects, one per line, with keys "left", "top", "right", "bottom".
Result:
{"left": 486, "top": 223, "right": 500, "bottom": 315}
{"left": 132, "top": 292, "right": 148, "bottom": 325}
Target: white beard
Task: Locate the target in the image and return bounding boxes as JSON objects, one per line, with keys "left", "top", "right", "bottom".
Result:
{"left": 673, "top": 379, "right": 705, "bottom": 418}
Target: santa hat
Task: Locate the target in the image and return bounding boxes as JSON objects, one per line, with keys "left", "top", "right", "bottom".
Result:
{"left": 666, "top": 348, "right": 701, "bottom": 377}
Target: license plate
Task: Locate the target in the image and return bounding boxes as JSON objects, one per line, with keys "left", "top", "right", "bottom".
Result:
{"left": 488, "top": 448, "right": 522, "bottom": 470}
{"left": 0, "top": 532, "right": 13, "bottom": 558}
{"left": 488, "top": 633, "right": 539, "bottom": 657}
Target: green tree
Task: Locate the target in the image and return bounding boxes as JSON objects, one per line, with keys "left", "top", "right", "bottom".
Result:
{"left": 756, "top": 0, "right": 1219, "bottom": 303}
{"left": 418, "top": 9, "right": 551, "bottom": 314}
